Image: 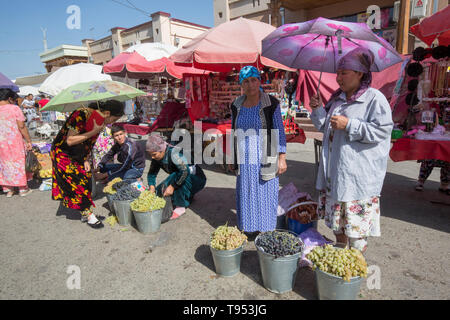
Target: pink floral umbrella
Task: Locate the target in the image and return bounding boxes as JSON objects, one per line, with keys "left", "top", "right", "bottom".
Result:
{"left": 262, "top": 17, "right": 403, "bottom": 92}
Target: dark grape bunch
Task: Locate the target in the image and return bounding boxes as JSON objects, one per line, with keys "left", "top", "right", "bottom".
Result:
{"left": 112, "top": 180, "right": 130, "bottom": 191}
{"left": 255, "top": 230, "right": 303, "bottom": 258}
{"left": 111, "top": 184, "right": 141, "bottom": 201}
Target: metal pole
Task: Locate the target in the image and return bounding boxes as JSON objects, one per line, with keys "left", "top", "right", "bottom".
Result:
{"left": 317, "top": 36, "right": 330, "bottom": 96}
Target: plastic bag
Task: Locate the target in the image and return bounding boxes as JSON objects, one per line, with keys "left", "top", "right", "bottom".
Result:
{"left": 39, "top": 178, "right": 52, "bottom": 191}
{"left": 25, "top": 151, "right": 41, "bottom": 173}
{"left": 298, "top": 228, "right": 333, "bottom": 268}
{"left": 157, "top": 184, "right": 173, "bottom": 224}
{"left": 161, "top": 196, "right": 173, "bottom": 224}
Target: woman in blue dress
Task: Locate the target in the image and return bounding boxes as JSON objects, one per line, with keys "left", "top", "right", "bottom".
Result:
{"left": 230, "top": 66, "right": 287, "bottom": 237}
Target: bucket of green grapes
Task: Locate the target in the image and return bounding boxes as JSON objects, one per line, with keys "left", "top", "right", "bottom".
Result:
{"left": 210, "top": 224, "right": 248, "bottom": 277}
{"left": 130, "top": 190, "right": 166, "bottom": 234}
{"left": 307, "top": 245, "right": 368, "bottom": 300}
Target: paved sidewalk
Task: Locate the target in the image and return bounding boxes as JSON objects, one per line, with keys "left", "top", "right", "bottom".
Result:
{"left": 0, "top": 140, "right": 449, "bottom": 300}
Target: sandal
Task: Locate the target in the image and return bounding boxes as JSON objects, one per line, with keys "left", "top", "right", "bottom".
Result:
{"left": 415, "top": 184, "right": 424, "bottom": 191}
{"left": 19, "top": 189, "right": 32, "bottom": 197}
{"left": 87, "top": 220, "right": 104, "bottom": 229}
{"left": 170, "top": 211, "right": 185, "bottom": 220}
{"left": 6, "top": 191, "right": 14, "bottom": 198}
{"left": 438, "top": 188, "right": 450, "bottom": 195}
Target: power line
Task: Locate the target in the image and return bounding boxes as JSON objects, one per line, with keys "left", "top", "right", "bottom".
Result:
{"left": 125, "top": 0, "right": 150, "bottom": 15}
{"left": 107, "top": 0, "right": 150, "bottom": 17}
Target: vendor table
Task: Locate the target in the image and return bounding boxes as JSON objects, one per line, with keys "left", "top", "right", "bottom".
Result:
{"left": 389, "top": 138, "right": 450, "bottom": 162}
{"left": 116, "top": 123, "right": 153, "bottom": 136}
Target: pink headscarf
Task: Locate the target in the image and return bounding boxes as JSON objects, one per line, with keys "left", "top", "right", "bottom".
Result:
{"left": 328, "top": 47, "right": 375, "bottom": 106}
{"left": 146, "top": 135, "right": 168, "bottom": 153}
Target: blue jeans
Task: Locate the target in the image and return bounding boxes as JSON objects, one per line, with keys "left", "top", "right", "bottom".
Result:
{"left": 101, "top": 163, "right": 144, "bottom": 183}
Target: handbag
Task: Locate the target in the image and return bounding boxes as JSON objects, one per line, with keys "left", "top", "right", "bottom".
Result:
{"left": 25, "top": 151, "right": 41, "bottom": 173}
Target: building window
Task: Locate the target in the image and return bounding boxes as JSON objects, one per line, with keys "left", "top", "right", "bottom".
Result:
{"left": 253, "top": 0, "right": 260, "bottom": 7}
{"left": 218, "top": 12, "right": 223, "bottom": 19}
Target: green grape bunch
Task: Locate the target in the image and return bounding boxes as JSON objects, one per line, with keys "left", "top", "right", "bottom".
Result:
{"left": 210, "top": 224, "right": 247, "bottom": 250}
{"left": 130, "top": 190, "right": 166, "bottom": 212}
{"left": 103, "top": 177, "right": 123, "bottom": 195}
{"left": 306, "top": 244, "right": 368, "bottom": 282}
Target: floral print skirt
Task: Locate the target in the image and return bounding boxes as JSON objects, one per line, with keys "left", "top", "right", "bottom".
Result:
{"left": 51, "top": 147, "right": 95, "bottom": 211}
{"left": 318, "top": 191, "right": 381, "bottom": 238}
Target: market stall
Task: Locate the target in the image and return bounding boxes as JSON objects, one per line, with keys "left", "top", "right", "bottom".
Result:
{"left": 389, "top": 43, "right": 449, "bottom": 163}
{"left": 103, "top": 46, "right": 208, "bottom": 137}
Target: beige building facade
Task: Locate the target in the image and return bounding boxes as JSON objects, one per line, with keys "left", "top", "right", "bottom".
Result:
{"left": 86, "top": 11, "right": 210, "bottom": 65}
{"left": 213, "top": 0, "right": 449, "bottom": 52}
{"left": 39, "top": 44, "right": 89, "bottom": 73}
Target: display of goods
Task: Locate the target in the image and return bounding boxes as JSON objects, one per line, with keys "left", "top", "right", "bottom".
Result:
{"left": 210, "top": 224, "right": 247, "bottom": 251}
{"left": 255, "top": 230, "right": 302, "bottom": 258}
{"left": 103, "top": 178, "right": 122, "bottom": 195}
{"left": 39, "top": 168, "right": 52, "bottom": 178}
{"left": 286, "top": 196, "right": 319, "bottom": 224}
{"left": 112, "top": 180, "right": 130, "bottom": 191}
{"left": 110, "top": 183, "right": 141, "bottom": 201}
{"left": 130, "top": 190, "right": 166, "bottom": 212}
{"left": 306, "top": 244, "right": 368, "bottom": 282}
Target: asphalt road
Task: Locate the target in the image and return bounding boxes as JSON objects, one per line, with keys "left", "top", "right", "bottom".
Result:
{"left": 0, "top": 139, "right": 449, "bottom": 300}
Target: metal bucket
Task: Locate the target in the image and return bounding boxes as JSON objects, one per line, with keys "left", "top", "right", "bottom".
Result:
{"left": 113, "top": 199, "right": 133, "bottom": 226}
{"left": 132, "top": 209, "right": 162, "bottom": 234}
{"left": 210, "top": 245, "right": 244, "bottom": 277}
{"left": 287, "top": 219, "right": 318, "bottom": 235}
{"left": 255, "top": 230, "right": 303, "bottom": 294}
{"left": 315, "top": 268, "right": 363, "bottom": 300}
{"left": 106, "top": 194, "right": 115, "bottom": 214}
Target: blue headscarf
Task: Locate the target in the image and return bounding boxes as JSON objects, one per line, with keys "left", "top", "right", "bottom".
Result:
{"left": 239, "top": 66, "right": 261, "bottom": 84}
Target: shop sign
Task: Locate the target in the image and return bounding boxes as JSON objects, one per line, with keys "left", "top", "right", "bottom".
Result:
{"left": 411, "top": 0, "right": 428, "bottom": 19}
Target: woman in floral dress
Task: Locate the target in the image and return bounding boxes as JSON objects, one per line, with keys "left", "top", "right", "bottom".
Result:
{"left": 310, "top": 48, "right": 393, "bottom": 253}
{"left": 0, "top": 89, "right": 33, "bottom": 197}
{"left": 51, "top": 100, "right": 124, "bottom": 229}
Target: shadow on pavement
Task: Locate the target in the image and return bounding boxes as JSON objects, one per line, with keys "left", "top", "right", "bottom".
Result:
{"left": 189, "top": 186, "right": 237, "bottom": 229}
{"left": 380, "top": 171, "right": 450, "bottom": 233}
{"left": 239, "top": 249, "right": 264, "bottom": 288}
{"left": 282, "top": 159, "right": 450, "bottom": 234}
{"left": 55, "top": 203, "right": 81, "bottom": 221}
{"left": 194, "top": 244, "right": 215, "bottom": 273}
{"left": 293, "top": 267, "right": 318, "bottom": 300}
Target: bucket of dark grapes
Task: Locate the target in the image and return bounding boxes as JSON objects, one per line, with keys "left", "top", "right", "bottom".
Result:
{"left": 111, "top": 184, "right": 141, "bottom": 226}
{"left": 307, "top": 245, "right": 367, "bottom": 300}
{"left": 254, "top": 229, "right": 304, "bottom": 294}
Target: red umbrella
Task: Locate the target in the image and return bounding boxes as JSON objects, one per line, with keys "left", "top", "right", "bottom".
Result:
{"left": 103, "top": 52, "right": 207, "bottom": 79}
{"left": 169, "top": 17, "right": 295, "bottom": 72}
{"left": 410, "top": 6, "right": 450, "bottom": 46}
{"left": 296, "top": 70, "right": 338, "bottom": 112}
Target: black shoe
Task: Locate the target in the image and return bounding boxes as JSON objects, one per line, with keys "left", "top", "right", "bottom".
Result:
{"left": 87, "top": 220, "right": 104, "bottom": 229}
{"left": 244, "top": 231, "right": 260, "bottom": 242}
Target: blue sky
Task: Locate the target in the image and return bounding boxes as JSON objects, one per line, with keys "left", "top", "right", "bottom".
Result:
{"left": 0, "top": 0, "right": 214, "bottom": 80}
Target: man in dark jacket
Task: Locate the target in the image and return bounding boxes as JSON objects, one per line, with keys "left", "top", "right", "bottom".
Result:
{"left": 95, "top": 125, "right": 146, "bottom": 183}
